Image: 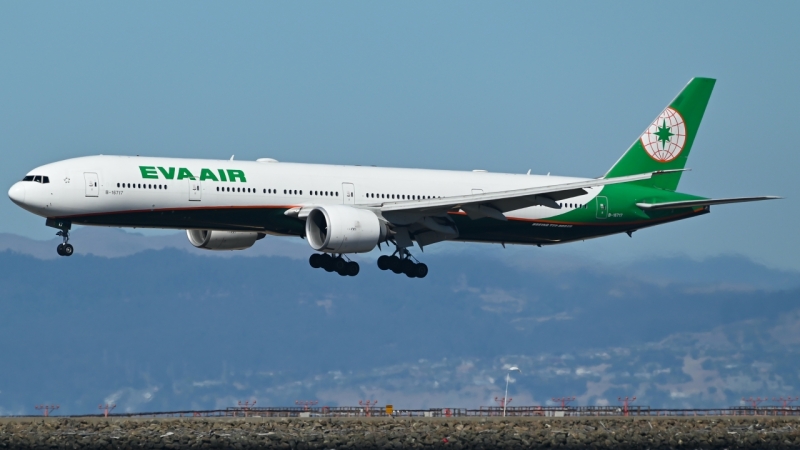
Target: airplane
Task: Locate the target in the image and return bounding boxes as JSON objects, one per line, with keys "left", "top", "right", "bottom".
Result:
{"left": 7, "top": 77, "right": 779, "bottom": 278}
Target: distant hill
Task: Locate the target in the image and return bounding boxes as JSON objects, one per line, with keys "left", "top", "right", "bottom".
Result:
{"left": 0, "top": 229, "right": 797, "bottom": 414}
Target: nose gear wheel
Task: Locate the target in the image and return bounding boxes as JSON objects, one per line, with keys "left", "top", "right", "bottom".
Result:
{"left": 55, "top": 229, "right": 73, "bottom": 257}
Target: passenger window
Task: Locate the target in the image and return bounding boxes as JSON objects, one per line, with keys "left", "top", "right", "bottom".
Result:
{"left": 117, "top": 183, "right": 121, "bottom": 188}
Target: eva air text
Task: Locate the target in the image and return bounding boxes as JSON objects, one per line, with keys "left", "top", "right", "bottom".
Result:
{"left": 139, "top": 166, "right": 246, "bottom": 182}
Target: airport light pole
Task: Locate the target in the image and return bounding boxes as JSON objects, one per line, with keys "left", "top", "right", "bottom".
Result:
{"left": 35, "top": 405, "right": 59, "bottom": 417}
{"left": 503, "top": 366, "right": 521, "bottom": 417}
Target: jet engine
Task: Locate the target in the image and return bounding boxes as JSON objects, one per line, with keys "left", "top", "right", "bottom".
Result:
{"left": 305, "top": 205, "right": 387, "bottom": 254}
{"left": 186, "top": 230, "right": 263, "bottom": 251}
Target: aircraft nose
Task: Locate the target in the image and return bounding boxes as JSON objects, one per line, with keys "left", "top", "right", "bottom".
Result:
{"left": 8, "top": 182, "right": 26, "bottom": 206}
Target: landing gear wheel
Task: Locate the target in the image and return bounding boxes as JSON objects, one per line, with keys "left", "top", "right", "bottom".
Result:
{"left": 321, "top": 254, "right": 335, "bottom": 272}
{"left": 55, "top": 228, "right": 73, "bottom": 257}
{"left": 414, "top": 263, "right": 428, "bottom": 279}
{"left": 345, "top": 261, "right": 360, "bottom": 277}
{"left": 377, "top": 255, "right": 390, "bottom": 271}
{"left": 309, "top": 253, "right": 322, "bottom": 269}
{"left": 333, "top": 257, "right": 347, "bottom": 273}
{"left": 389, "top": 256, "right": 403, "bottom": 274}
{"left": 402, "top": 259, "right": 417, "bottom": 278}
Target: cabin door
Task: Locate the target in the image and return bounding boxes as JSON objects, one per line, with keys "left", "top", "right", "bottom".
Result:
{"left": 342, "top": 183, "right": 355, "bottom": 205}
{"left": 189, "top": 180, "right": 202, "bottom": 201}
{"left": 596, "top": 196, "right": 608, "bottom": 219}
{"left": 84, "top": 173, "right": 99, "bottom": 197}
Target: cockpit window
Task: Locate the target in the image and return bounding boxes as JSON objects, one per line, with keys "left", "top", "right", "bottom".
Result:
{"left": 21, "top": 175, "right": 50, "bottom": 183}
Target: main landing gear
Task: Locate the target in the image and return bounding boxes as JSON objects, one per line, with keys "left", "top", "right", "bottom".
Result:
{"left": 55, "top": 229, "right": 74, "bottom": 257}
{"left": 377, "top": 251, "right": 428, "bottom": 278}
{"left": 309, "top": 253, "right": 360, "bottom": 277}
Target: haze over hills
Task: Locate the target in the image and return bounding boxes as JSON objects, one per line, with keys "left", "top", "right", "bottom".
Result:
{"left": 0, "top": 229, "right": 798, "bottom": 415}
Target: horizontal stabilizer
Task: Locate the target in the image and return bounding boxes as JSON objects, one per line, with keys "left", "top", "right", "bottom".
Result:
{"left": 636, "top": 196, "right": 781, "bottom": 211}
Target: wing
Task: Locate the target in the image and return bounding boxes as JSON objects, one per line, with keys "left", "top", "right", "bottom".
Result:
{"left": 377, "top": 170, "right": 683, "bottom": 220}
{"left": 636, "top": 196, "right": 781, "bottom": 211}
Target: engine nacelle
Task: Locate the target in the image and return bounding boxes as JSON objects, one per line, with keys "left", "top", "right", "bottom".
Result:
{"left": 305, "top": 205, "right": 387, "bottom": 254}
{"left": 186, "top": 230, "right": 262, "bottom": 251}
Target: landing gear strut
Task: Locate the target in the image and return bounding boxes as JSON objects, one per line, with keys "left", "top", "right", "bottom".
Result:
{"left": 309, "top": 253, "right": 359, "bottom": 277}
{"left": 377, "top": 248, "right": 428, "bottom": 278}
{"left": 46, "top": 219, "right": 74, "bottom": 257}
{"left": 55, "top": 229, "right": 73, "bottom": 257}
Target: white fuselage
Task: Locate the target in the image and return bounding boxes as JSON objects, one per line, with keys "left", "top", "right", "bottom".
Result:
{"left": 9, "top": 155, "right": 601, "bottom": 230}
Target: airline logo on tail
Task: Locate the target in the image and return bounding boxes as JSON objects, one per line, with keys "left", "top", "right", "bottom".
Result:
{"left": 640, "top": 107, "right": 686, "bottom": 162}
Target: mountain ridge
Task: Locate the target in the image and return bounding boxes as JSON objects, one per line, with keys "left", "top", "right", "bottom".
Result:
{"left": 0, "top": 234, "right": 797, "bottom": 415}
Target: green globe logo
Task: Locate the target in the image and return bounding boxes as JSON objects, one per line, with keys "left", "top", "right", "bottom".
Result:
{"left": 640, "top": 107, "right": 686, "bottom": 162}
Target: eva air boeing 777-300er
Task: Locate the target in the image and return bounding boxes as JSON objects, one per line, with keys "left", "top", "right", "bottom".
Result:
{"left": 7, "top": 78, "right": 780, "bottom": 278}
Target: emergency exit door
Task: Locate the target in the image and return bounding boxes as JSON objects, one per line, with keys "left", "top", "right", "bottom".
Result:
{"left": 84, "top": 173, "right": 99, "bottom": 197}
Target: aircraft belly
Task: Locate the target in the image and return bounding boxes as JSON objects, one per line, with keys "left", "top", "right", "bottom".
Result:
{"left": 67, "top": 207, "right": 304, "bottom": 235}
{"left": 450, "top": 208, "right": 708, "bottom": 246}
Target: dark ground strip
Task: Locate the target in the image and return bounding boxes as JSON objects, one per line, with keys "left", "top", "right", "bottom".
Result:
{"left": 2, "top": 416, "right": 800, "bottom": 449}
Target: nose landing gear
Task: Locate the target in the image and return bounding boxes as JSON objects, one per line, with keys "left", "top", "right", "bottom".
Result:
{"left": 377, "top": 250, "right": 428, "bottom": 278}
{"left": 309, "top": 253, "right": 360, "bottom": 276}
{"left": 55, "top": 230, "right": 73, "bottom": 257}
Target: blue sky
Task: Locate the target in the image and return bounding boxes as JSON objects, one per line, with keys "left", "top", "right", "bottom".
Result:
{"left": 1, "top": 2, "right": 797, "bottom": 270}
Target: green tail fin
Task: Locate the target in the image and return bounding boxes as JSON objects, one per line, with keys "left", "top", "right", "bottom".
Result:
{"left": 604, "top": 77, "right": 716, "bottom": 191}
